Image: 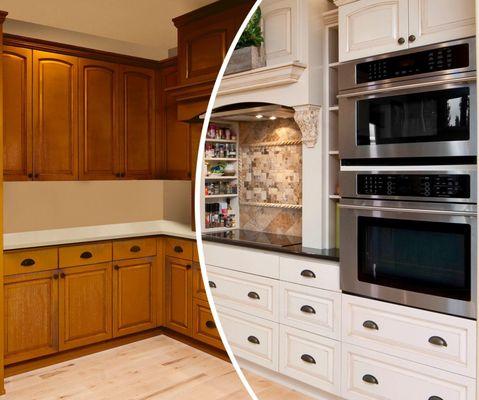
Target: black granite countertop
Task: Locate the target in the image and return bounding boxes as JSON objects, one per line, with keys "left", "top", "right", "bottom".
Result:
{"left": 202, "top": 229, "right": 340, "bottom": 262}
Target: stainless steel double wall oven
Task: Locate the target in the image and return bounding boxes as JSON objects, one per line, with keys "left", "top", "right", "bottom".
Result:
{"left": 338, "top": 38, "right": 477, "bottom": 319}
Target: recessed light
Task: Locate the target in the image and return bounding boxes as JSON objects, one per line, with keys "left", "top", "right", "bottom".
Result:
{"left": 269, "top": 116, "right": 277, "bottom": 120}
{"left": 255, "top": 114, "right": 263, "bottom": 119}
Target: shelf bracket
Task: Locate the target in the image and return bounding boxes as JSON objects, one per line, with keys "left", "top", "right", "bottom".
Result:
{"left": 293, "top": 105, "right": 322, "bottom": 148}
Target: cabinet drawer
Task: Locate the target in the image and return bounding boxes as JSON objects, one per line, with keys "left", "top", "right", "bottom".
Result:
{"left": 192, "top": 298, "right": 223, "bottom": 349}
{"left": 204, "top": 242, "right": 280, "bottom": 278}
{"left": 59, "top": 242, "right": 112, "bottom": 267}
{"left": 207, "top": 265, "right": 279, "bottom": 321}
{"left": 280, "top": 282, "right": 341, "bottom": 339}
{"left": 279, "top": 256, "right": 339, "bottom": 292}
{"left": 279, "top": 325, "right": 341, "bottom": 395}
{"left": 5, "top": 247, "right": 58, "bottom": 276}
{"left": 113, "top": 238, "right": 156, "bottom": 260}
{"left": 342, "top": 343, "right": 476, "bottom": 400}
{"left": 165, "top": 237, "right": 193, "bottom": 260}
{"left": 342, "top": 294, "right": 476, "bottom": 378}
{"left": 217, "top": 305, "right": 279, "bottom": 371}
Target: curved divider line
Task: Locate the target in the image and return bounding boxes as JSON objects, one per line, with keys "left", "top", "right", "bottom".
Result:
{"left": 194, "top": 2, "right": 264, "bottom": 399}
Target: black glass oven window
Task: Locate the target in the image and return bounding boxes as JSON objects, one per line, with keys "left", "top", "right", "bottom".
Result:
{"left": 358, "top": 217, "right": 471, "bottom": 301}
{"left": 357, "top": 87, "right": 470, "bottom": 145}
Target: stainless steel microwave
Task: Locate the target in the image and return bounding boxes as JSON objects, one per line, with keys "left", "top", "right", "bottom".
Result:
{"left": 338, "top": 38, "right": 477, "bottom": 160}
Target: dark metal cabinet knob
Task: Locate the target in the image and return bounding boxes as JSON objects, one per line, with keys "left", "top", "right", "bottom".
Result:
{"left": 209, "top": 281, "right": 216, "bottom": 288}
{"left": 174, "top": 246, "right": 183, "bottom": 253}
{"left": 247, "top": 335, "right": 260, "bottom": 344}
{"left": 205, "top": 320, "right": 216, "bottom": 329}
{"left": 398, "top": 37, "right": 406, "bottom": 45}
{"left": 186, "top": 264, "right": 192, "bottom": 270}
{"left": 247, "top": 291, "right": 260, "bottom": 300}
{"left": 21, "top": 258, "right": 35, "bottom": 267}
{"left": 429, "top": 336, "right": 448, "bottom": 347}
{"left": 27, "top": 173, "right": 33, "bottom": 179}
{"left": 60, "top": 272, "right": 66, "bottom": 279}
{"left": 300, "top": 269, "right": 316, "bottom": 278}
{"left": 428, "top": 396, "right": 444, "bottom": 400}
{"left": 114, "top": 265, "right": 120, "bottom": 270}
{"left": 130, "top": 245, "right": 141, "bottom": 253}
{"left": 363, "top": 320, "right": 379, "bottom": 330}
{"left": 362, "top": 374, "right": 379, "bottom": 385}
{"left": 301, "top": 354, "right": 316, "bottom": 364}
{"left": 121, "top": 173, "right": 126, "bottom": 178}
{"left": 116, "top": 173, "right": 121, "bottom": 178}
{"left": 34, "top": 173, "right": 39, "bottom": 179}
{"left": 80, "top": 251, "right": 93, "bottom": 259}
{"left": 53, "top": 273, "right": 59, "bottom": 280}
{"left": 300, "top": 305, "right": 316, "bottom": 314}
{"left": 408, "top": 34, "right": 416, "bottom": 42}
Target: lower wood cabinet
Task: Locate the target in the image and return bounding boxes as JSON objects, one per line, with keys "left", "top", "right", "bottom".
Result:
{"left": 4, "top": 271, "right": 59, "bottom": 364}
{"left": 113, "top": 257, "right": 157, "bottom": 337}
{"left": 192, "top": 298, "right": 222, "bottom": 349}
{"left": 59, "top": 263, "right": 113, "bottom": 350}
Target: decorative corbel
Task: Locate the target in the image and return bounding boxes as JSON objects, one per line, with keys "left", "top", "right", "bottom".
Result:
{"left": 293, "top": 105, "right": 322, "bottom": 148}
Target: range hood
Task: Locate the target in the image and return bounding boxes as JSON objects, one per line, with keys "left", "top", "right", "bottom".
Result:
{"left": 205, "top": 102, "right": 295, "bottom": 122}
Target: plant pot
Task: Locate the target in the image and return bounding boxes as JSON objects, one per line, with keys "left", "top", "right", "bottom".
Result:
{"left": 224, "top": 45, "right": 266, "bottom": 75}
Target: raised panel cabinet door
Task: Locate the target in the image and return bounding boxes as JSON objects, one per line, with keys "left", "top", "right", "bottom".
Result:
{"left": 119, "top": 65, "right": 155, "bottom": 179}
{"left": 4, "top": 271, "right": 59, "bottom": 364}
{"left": 192, "top": 262, "right": 207, "bottom": 301}
{"left": 33, "top": 51, "right": 78, "bottom": 180}
{"left": 79, "top": 59, "right": 120, "bottom": 180}
{"left": 408, "top": 0, "right": 475, "bottom": 48}
{"left": 165, "top": 256, "right": 192, "bottom": 336}
{"left": 113, "top": 257, "right": 157, "bottom": 337}
{"left": 59, "top": 263, "right": 112, "bottom": 350}
{"left": 192, "top": 298, "right": 223, "bottom": 349}
{"left": 338, "top": 0, "right": 409, "bottom": 62}
{"left": 3, "top": 46, "right": 33, "bottom": 181}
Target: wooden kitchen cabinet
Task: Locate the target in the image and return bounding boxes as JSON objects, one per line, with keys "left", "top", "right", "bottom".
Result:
{"left": 33, "top": 51, "right": 79, "bottom": 180}
{"left": 165, "top": 256, "right": 192, "bottom": 336}
{"left": 3, "top": 45, "right": 33, "bottom": 181}
{"left": 113, "top": 257, "right": 157, "bottom": 337}
{"left": 192, "top": 298, "right": 223, "bottom": 349}
{"left": 192, "top": 262, "right": 207, "bottom": 301}
{"left": 119, "top": 65, "right": 155, "bottom": 179}
{"left": 79, "top": 59, "right": 120, "bottom": 180}
{"left": 59, "top": 263, "right": 113, "bottom": 350}
{"left": 4, "top": 270, "right": 59, "bottom": 364}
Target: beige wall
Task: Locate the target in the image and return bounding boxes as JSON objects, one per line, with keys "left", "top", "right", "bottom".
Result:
{"left": 163, "top": 181, "right": 192, "bottom": 225}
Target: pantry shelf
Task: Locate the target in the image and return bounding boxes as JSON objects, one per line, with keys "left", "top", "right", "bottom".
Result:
{"left": 205, "top": 158, "right": 238, "bottom": 161}
{"left": 205, "top": 176, "right": 238, "bottom": 180}
{"left": 205, "top": 139, "right": 237, "bottom": 143}
{"left": 205, "top": 194, "right": 238, "bottom": 198}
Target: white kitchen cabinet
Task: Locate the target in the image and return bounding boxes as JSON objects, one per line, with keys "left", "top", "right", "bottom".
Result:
{"left": 338, "top": 0, "right": 475, "bottom": 61}
{"left": 338, "top": 0, "right": 409, "bottom": 62}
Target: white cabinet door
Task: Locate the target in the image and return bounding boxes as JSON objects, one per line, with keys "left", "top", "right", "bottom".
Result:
{"left": 408, "top": 0, "right": 475, "bottom": 48}
{"left": 339, "top": 0, "right": 409, "bottom": 62}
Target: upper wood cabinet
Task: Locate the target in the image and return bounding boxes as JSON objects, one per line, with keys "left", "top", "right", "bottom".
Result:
{"left": 119, "top": 65, "right": 156, "bottom": 179}
{"left": 33, "top": 51, "right": 79, "bottom": 180}
{"left": 3, "top": 46, "right": 32, "bottom": 181}
{"left": 79, "top": 59, "right": 120, "bottom": 180}
{"left": 338, "top": 0, "right": 475, "bottom": 62}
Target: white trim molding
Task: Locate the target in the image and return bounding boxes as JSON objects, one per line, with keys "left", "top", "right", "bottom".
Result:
{"left": 293, "top": 105, "right": 322, "bottom": 148}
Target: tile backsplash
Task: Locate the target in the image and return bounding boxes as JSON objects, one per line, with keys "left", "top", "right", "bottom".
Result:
{"left": 239, "top": 118, "right": 302, "bottom": 236}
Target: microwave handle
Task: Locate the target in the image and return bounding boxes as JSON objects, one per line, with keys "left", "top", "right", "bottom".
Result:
{"left": 339, "top": 203, "right": 476, "bottom": 217}
{"left": 337, "top": 76, "right": 476, "bottom": 99}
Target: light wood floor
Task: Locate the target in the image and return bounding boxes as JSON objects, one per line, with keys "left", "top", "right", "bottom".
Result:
{"left": 3, "top": 335, "right": 312, "bottom": 400}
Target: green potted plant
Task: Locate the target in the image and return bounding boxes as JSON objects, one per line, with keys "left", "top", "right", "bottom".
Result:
{"left": 225, "top": 8, "right": 265, "bottom": 75}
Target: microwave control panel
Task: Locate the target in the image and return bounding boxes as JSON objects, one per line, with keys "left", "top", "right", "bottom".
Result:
{"left": 357, "top": 174, "right": 470, "bottom": 198}
{"left": 356, "top": 43, "right": 470, "bottom": 84}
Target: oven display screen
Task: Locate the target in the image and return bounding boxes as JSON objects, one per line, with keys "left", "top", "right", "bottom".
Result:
{"left": 356, "top": 43, "right": 470, "bottom": 84}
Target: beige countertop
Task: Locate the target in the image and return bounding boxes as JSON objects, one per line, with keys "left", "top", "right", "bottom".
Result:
{"left": 3, "top": 220, "right": 196, "bottom": 250}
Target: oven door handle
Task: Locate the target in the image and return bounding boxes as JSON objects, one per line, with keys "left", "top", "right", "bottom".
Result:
{"left": 339, "top": 204, "right": 477, "bottom": 217}
{"left": 337, "top": 76, "right": 476, "bottom": 99}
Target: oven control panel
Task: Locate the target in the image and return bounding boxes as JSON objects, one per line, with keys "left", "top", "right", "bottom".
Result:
{"left": 356, "top": 43, "right": 469, "bottom": 84}
{"left": 357, "top": 174, "right": 470, "bottom": 198}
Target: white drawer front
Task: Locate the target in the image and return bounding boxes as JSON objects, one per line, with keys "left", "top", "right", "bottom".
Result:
{"left": 203, "top": 242, "right": 280, "bottom": 278}
{"left": 280, "top": 255, "right": 340, "bottom": 292}
{"left": 217, "top": 305, "right": 279, "bottom": 371}
{"left": 342, "top": 294, "right": 476, "bottom": 378}
{"left": 279, "top": 325, "right": 341, "bottom": 396}
{"left": 342, "top": 343, "right": 476, "bottom": 400}
{"left": 207, "top": 265, "right": 279, "bottom": 321}
{"left": 280, "top": 282, "right": 341, "bottom": 339}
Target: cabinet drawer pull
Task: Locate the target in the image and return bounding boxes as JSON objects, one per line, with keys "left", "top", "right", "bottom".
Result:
{"left": 114, "top": 265, "right": 120, "bottom": 270}
{"left": 80, "top": 251, "right": 93, "bottom": 259}
{"left": 247, "top": 291, "right": 260, "bottom": 300}
{"left": 362, "top": 374, "right": 379, "bottom": 385}
{"left": 21, "top": 258, "right": 35, "bottom": 267}
{"left": 429, "top": 336, "right": 448, "bottom": 347}
{"left": 130, "top": 245, "right": 141, "bottom": 253}
{"left": 174, "top": 246, "right": 183, "bottom": 253}
{"left": 300, "top": 305, "right": 316, "bottom": 314}
{"left": 398, "top": 37, "right": 406, "bottom": 45}
{"left": 115, "top": 173, "right": 121, "bottom": 178}
{"left": 247, "top": 335, "right": 260, "bottom": 345}
{"left": 209, "top": 281, "right": 216, "bottom": 288}
{"left": 408, "top": 34, "right": 416, "bottom": 43}
{"left": 205, "top": 320, "right": 216, "bottom": 329}
{"left": 428, "top": 397, "right": 443, "bottom": 400}
{"left": 300, "top": 269, "right": 316, "bottom": 278}
{"left": 301, "top": 354, "right": 316, "bottom": 364}
{"left": 363, "top": 320, "right": 379, "bottom": 330}
{"left": 186, "top": 264, "right": 191, "bottom": 270}
{"left": 53, "top": 273, "right": 59, "bottom": 280}
{"left": 60, "top": 272, "right": 66, "bottom": 279}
